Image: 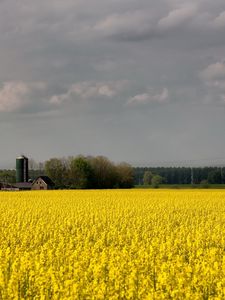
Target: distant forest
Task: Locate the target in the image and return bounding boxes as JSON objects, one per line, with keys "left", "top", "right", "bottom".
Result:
{"left": 1, "top": 158, "right": 225, "bottom": 188}
{"left": 134, "top": 167, "right": 225, "bottom": 185}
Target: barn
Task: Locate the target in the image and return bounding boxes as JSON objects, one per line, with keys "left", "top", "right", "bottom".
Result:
{"left": 0, "top": 182, "right": 19, "bottom": 191}
{"left": 32, "top": 176, "right": 55, "bottom": 190}
{"left": 14, "top": 182, "right": 32, "bottom": 190}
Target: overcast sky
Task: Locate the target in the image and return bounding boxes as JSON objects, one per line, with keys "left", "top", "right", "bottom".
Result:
{"left": 1, "top": 0, "right": 225, "bottom": 168}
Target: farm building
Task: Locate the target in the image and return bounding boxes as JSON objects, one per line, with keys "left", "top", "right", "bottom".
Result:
{"left": 0, "top": 182, "right": 19, "bottom": 191}
{"left": 1, "top": 156, "right": 55, "bottom": 191}
{"left": 9, "top": 156, "right": 55, "bottom": 191}
{"left": 15, "top": 155, "right": 30, "bottom": 190}
{"left": 13, "top": 177, "right": 55, "bottom": 191}
{"left": 32, "top": 176, "right": 55, "bottom": 190}
{"left": 14, "top": 182, "right": 32, "bottom": 190}
{"left": 16, "top": 155, "right": 29, "bottom": 183}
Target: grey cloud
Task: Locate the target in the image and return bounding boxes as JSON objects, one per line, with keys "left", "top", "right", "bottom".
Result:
{"left": 198, "top": 61, "right": 225, "bottom": 105}
{"left": 1, "top": 0, "right": 225, "bottom": 166}
{"left": 88, "top": 1, "right": 225, "bottom": 43}
{"left": 1, "top": 0, "right": 225, "bottom": 45}
{"left": 213, "top": 11, "right": 225, "bottom": 28}
{"left": 93, "top": 10, "right": 160, "bottom": 42}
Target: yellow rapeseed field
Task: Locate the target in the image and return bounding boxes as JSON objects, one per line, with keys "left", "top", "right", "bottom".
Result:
{"left": 0, "top": 190, "right": 225, "bottom": 299}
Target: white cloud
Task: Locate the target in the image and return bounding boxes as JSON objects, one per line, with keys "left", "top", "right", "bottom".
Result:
{"left": 200, "top": 62, "right": 225, "bottom": 91}
{"left": 98, "top": 85, "right": 115, "bottom": 97}
{"left": 50, "top": 81, "right": 128, "bottom": 105}
{"left": 0, "top": 81, "right": 47, "bottom": 112}
{"left": 200, "top": 62, "right": 225, "bottom": 81}
{"left": 127, "top": 88, "right": 169, "bottom": 106}
{"left": 128, "top": 93, "right": 151, "bottom": 105}
{"left": 212, "top": 11, "right": 225, "bottom": 29}
{"left": 158, "top": 4, "right": 197, "bottom": 29}
{"left": 0, "top": 81, "right": 29, "bottom": 112}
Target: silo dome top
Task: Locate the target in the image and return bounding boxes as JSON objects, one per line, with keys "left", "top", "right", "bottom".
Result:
{"left": 17, "top": 155, "right": 28, "bottom": 159}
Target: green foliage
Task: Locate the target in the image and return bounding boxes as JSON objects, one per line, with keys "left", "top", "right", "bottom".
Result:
{"left": 43, "top": 155, "right": 135, "bottom": 189}
{"left": 69, "top": 156, "right": 94, "bottom": 189}
{"left": 143, "top": 171, "right": 153, "bottom": 185}
{"left": 134, "top": 167, "right": 225, "bottom": 185}
{"left": 45, "top": 158, "right": 66, "bottom": 188}
{"left": 116, "top": 163, "right": 134, "bottom": 188}
{"left": 89, "top": 156, "right": 118, "bottom": 189}
{"left": 0, "top": 170, "right": 16, "bottom": 184}
{"left": 20, "top": 155, "right": 135, "bottom": 189}
{"left": 200, "top": 180, "right": 209, "bottom": 188}
{"left": 151, "top": 175, "right": 163, "bottom": 188}
{"left": 208, "top": 170, "right": 222, "bottom": 184}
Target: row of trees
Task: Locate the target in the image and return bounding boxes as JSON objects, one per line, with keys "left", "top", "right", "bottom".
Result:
{"left": 1, "top": 161, "right": 225, "bottom": 188}
{"left": 134, "top": 167, "right": 225, "bottom": 185}
{"left": 0, "top": 156, "right": 134, "bottom": 189}
{"left": 45, "top": 156, "right": 134, "bottom": 189}
{"left": 0, "top": 170, "right": 16, "bottom": 184}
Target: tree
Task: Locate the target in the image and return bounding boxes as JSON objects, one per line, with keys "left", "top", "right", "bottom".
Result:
{"left": 89, "top": 156, "right": 118, "bottom": 189}
{"left": 116, "top": 163, "right": 134, "bottom": 188}
{"left": 45, "top": 158, "right": 66, "bottom": 188}
{"left": 151, "top": 175, "right": 163, "bottom": 188}
{"left": 208, "top": 170, "right": 221, "bottom": 184}
{"left": 0, "top": 170, "right": 16, "bottom": 184}
{"left": 69, "top": 156, "right": 94, "bottom": 189}
{"left": 143, "top": 171, "right": 153, "bottom": 185}
{"left": 200, "top": 179, "right": 209, "bottom": 188}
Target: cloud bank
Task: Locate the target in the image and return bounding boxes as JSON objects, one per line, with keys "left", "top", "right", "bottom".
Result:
{"left": 1, "top": 0, "right": 225, "bottom": 166}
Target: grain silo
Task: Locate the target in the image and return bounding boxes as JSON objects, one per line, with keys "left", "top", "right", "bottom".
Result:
{"left": 16, "top": 155, "right": 29, "bottom": 183}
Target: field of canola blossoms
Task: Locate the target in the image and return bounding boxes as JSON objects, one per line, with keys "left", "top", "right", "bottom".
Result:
{"left": 0, "top": 190, "right": 225, "bottom": 299}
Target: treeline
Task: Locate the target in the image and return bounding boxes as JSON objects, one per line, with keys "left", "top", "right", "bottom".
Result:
{"left": 134, "top": 167, "right": 225, "bottom": 185}
{"left": 1, "top": 162, "right": 225, "bottom": 188}
{"left": 45, "top": 156, "right": 134, "bottom": 189}
{"left": 0, "top": 156, "right": 134, "bottom": 189}
{"left": 0, "top": 169, "right": 45, "bottom": 184}
{"left": 0, "top": 170, "right": 16, "bottom": 184}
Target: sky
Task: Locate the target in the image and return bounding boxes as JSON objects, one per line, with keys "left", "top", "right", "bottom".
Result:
{"left": 1, "top": 0, "right": 225, "bottom": 168}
